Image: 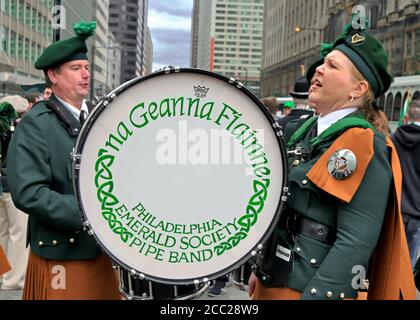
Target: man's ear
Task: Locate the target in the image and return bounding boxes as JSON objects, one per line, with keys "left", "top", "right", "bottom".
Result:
{"left": 47, "top": 69, "right": 57, "bottom": 85}
{"left": 351, "top": 80, "right": 369, "bottom": 99}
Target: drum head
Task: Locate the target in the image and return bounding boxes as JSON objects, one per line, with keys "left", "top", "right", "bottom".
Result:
{"left": 74, "top": 68, "right": 287, "bottom": 284}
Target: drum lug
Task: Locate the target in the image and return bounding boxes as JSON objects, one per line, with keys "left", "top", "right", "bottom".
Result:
{"left": 70, "top": 148, "right": 81, "bottom": 163}
{"left": 108, "top": 92, "right": 116, "bottom": 101}
{"left": 83, "top": 221, "right": 94, "bottom": 236}
{"left": 99, "top": 94, "right": 116, "bottom": 107}
{"left": 272, "top": 122, "right": 283, "bottom": 137}
{"left": 82, "top": 220, "right": 90, "bottom": 231}
{"left": 163, "top": 65, "right": 180, "bottom": 74}
{"left": 282, "top": 186, "right": 290, "bottom": 201}
{"left": 111, "top": 263, "right": 119, "bottom": 270}
{"left": 273, "top": 122, "right": 281, "bottom": 129}
{"left": 228, "top": 77, "right": 244, "bottom": 89}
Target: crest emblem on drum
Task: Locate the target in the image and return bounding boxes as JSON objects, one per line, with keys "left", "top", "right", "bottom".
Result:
{"left": 194, "top": 85, "right": 209, "bottom": 98}
{"left": 327, "top": 149, "right": 357, "bottom": 180}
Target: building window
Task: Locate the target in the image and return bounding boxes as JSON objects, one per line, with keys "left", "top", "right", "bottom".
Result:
{"left": 11, "top": 0, "right": 17, "bottom": 18}
{"left": 18, "top": 35, "right": 23, "bottom": 60}
{"left": 31, "top": 41, "right": 36, "bottom": 62}
{"left": 18, "top": 0, "right": 24, "bottom": 23}
{"left": 404, "top": 29, "right": 420, "bottom": 75}
{"left": 31, "top": 8, "right": 37, "bottom": 30}
{"left": 0, "top": 25, "right": 8, "bottom": 55}
{"left": 25, "top": 37, "right": 30, "bottom": 61}
{"left": 9, "top": 31, "right": 16, "bottom": 57}
{"left": 25, "top": 4, "right": 31, "bottom": 26}
{"left": 0, "top": 0, "right": 6, "bottom": 13}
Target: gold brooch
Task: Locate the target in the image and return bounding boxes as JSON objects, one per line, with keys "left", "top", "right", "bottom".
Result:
{"left": 351, "top": 33, "right": 365, "bottom": 44}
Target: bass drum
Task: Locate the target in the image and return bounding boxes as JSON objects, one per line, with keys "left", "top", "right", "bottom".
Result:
{"left": 73, "top": 67, "right": 288, "bottom": 300}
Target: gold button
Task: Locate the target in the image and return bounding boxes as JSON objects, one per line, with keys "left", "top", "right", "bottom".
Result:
{"left": 326, "top": 291, "right": 333, "bottom": 298}
{"left": 310, "top": 288, "right": 317, "bottom": 295}
{"left": 52, "top": 240, "right": 58, "bottom": 245}
{"left": 293, "top": 160, "right": 300, "bottom": 166}
{"left": 302, "top": 180, "right": 308, "bottom": 185}
{"left": 38, "top": 241, "right": 43, "bottom": 246}
{"left": 69, "top": 238, "right": 75, "bottom": 244}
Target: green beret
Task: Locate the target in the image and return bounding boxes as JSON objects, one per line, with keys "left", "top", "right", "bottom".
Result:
{"left": 35, "top": 21, "right": 96, "bottom": 70}
{"left": 306, "top": 24, "right": 392, "bottom": 98}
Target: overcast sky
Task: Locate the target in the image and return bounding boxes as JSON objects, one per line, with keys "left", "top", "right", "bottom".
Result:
{"left": 148, "top": 0, "right": 193, "bottom": 71}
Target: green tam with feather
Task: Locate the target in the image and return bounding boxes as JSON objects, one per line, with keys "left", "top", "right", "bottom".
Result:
{"left": 306, "top": 21, "right": 392, "bottom": 99}
{"left": 35, "top": 21, "right": 96, "bottom": 70}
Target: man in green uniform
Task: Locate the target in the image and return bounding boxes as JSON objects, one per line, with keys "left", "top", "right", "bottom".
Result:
{"left": 7, "top": 21, "right": 120, "bottom": 300}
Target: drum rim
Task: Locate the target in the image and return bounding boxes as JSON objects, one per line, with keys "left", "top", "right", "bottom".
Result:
{"left": 73, "top": 67, "right": 288, "bottom": 285}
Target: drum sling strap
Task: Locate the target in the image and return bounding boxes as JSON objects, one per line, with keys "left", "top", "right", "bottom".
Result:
{"left": 43, "top": 96, "right": 85, "bottom": 137}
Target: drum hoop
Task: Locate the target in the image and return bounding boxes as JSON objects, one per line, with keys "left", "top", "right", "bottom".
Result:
{"left": 72, "top": 67, "right": 289, "bottom": 285}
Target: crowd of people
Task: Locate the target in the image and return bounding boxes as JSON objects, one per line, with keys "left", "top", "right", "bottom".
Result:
{"left": 1, "top": 19, "right": 420, "bottom": 300}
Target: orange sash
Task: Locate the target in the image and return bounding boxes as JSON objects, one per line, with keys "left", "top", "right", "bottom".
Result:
{"left": 367, "top": 138, "right": 416, "bottom": 300}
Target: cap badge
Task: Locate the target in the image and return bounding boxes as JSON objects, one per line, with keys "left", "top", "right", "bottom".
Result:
{"left": 351, "top": 33, "right": 365, "bottom": 44}
{"left": 327, "top": 149, "right": 357, "bottom": 180}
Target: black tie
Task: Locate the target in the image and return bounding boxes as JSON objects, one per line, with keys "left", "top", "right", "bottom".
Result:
{"left": 79, "top": 110, "right": 88, "bottom": 125}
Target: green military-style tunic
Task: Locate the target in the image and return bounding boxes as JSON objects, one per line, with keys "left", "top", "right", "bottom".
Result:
{"left": 7, "top": 98, "right": 101, "bottom": 261}
{"left": 259, "top": 111, "right": 392, "bottom": 300}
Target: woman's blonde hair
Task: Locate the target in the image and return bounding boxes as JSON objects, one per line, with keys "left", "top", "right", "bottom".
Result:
{"left": 350, "top": 65, "right": 390, "bottom": 138}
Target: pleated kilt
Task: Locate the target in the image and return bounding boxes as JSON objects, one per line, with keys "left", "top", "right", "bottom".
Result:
{"left": 23, "top": 250, "right": 121, "bottom": 300}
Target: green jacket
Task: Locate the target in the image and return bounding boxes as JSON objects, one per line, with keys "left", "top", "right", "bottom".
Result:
{"left": 281, "top": 112, "right": 392, "bottom": 300}
{"left": 7, "top": 98, "right": 101, "bottom": 260}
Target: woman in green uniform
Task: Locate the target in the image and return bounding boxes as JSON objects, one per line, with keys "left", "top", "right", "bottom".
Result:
{"left": 249, "top": 25, "right": 416, "bottom": 300}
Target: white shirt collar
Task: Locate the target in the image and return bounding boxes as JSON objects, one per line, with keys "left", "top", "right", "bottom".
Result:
{"left": 317, "top": 108, "right": 358, "bottom": 136}
{"left": 55, "top": 95, "right": 89, "bottom": 121}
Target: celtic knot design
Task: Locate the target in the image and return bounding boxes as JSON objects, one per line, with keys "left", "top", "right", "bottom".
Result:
{"left": 95, "top": 150, "right": 133, "bottom": 243}
{"left": 214, "top": 179, "right": 270, "bottom": 256}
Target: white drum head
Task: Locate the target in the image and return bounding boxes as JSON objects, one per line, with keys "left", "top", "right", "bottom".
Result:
{"left": 74, "top": 69, "right": 286, "bottom": 284}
